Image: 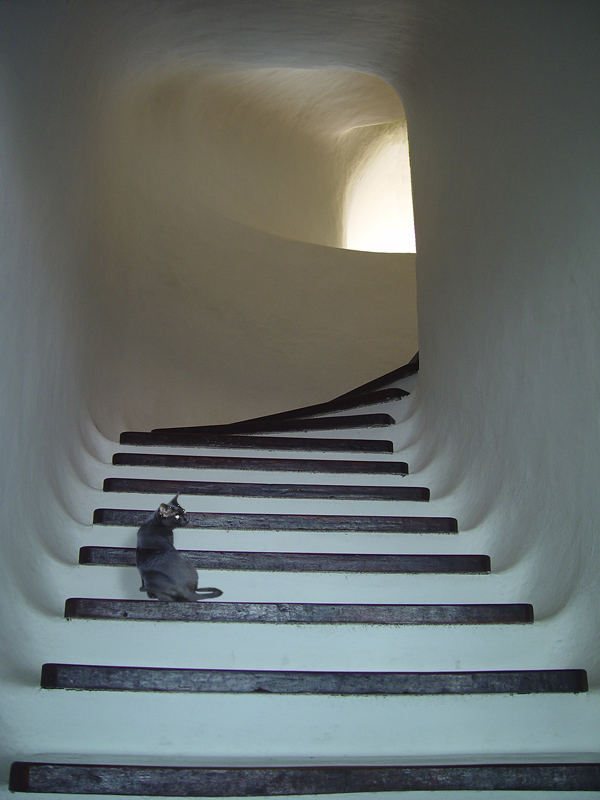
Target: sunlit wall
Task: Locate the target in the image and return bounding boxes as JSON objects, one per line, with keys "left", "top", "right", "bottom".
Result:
{"left": 344, "top": 121, "right": 416, "bottom": 253}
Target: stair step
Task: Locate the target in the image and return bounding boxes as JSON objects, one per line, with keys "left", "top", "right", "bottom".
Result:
{"left": 120, "top": 432, "right": 394, "bottom": 452}
{"left": 11, "top": 760, "right": 600, "bottom": 795}
{"left": 102, "top": 477, "right": 429, "bottom": 502}
{"left": 112, "top": 452, "right": 410, "bottom": 475}
{"left": 79, "top": 547, "right": 490, "bottom": 573}
{"left": 64, "top": 599, "right": 534, "bottom": 624}
{"left": 335, "top": 352, "right": 419, "bottom": 399}
{"left": 152, "top": 388, "right": 408, "bottom": 437}
{"left": 151, "top": 413, "right": 395, "bottom": 436}
{"left": 40, "top": 664, "right": 587, "bottom": 694}
{"left": 93, "top": 508, "right": 458, "bottom": 533}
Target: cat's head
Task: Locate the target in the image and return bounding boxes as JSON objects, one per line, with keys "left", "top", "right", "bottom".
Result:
{"left": 158, "top": 494, "right": 189, "bottom": 527}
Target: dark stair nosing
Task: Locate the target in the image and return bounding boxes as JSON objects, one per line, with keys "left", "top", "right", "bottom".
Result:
{"left": 120, "top": 432, "right": 394, "bottom": 453}
{"left": 334, "top": 352, "right": 419, "bottom": 400}
{"left": 12, "top": 761, "right": 600, "bottom": 794}
{"left": 151, "top": 388, "right": 408, "bottom": 437}
{"left": 64, "top": 599, "right": 534, "bottom": 624}
{"left": 112, "top": 452, "right": 410, "bottom": 475}
{"left": 41, "top": 664, "right": 588, "bottom": 694}
{"left": 102, "top": 477, "right": 429, "bottom": 502}
{"left": 93, "top": 508, "right": 458, "bottom": 533}
{"left": 79, "top": 547, "right": 489, "bottom": 574}
{"left": 151, "top": 413, "right": 396, "bottom": 437}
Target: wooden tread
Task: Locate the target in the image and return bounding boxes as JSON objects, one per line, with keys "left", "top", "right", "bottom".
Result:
{"left": 64, "top": 599, "right": 534, "bottom": 624}
{"left": 79, "top": 547, "right": 490, "bottom": 574}
{"left": 151, "top": 413, "right": 395, "bottom": 436}
{"left": 40, "top": 664, "right": 588, "bottom": 694}
{"left": 102, "top": 477, "right": 429, "bottom": 502}
{"left": 335, "top": 352, "right": 419, "bottom": 399}
{"left": 120, "top": 432, "right": 394, "bottom": 452}
{"left": 152, "top": 388, "right": 408, "bottom": 437}
{"left": 93, "top": 508, "right": 458, "bottom": 533}
{"left": 112, "top": 452, "right": 409, "bottom": 475}
{"left": 12, "top": 760, "right": 600, "bottom": 795}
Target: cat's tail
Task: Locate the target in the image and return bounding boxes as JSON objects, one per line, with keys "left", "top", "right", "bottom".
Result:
{"left": 195, "top": 587, "right": 223, "bottom": 600}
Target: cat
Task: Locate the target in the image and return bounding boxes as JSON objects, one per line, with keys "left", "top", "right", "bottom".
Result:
{"left": 136, "top": 494, "right": 223, "bottom": 601}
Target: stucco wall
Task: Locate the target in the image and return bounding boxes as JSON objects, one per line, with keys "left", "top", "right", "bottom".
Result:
{"left": 85, "top": 64, "right": 416, "bottom": 434}
{"left": 400, "top": 0, "right": 600, "bottom": 678}
{"left": 0, "top": 5, "right": 420, "bottom": 777}
{"left": 1, "top": 0, "right": 599, "bottom": 784}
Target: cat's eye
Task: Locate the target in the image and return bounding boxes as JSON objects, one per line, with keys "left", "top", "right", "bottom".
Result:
{"left": 175, "top": 514, "right": 180, "bottom": 519}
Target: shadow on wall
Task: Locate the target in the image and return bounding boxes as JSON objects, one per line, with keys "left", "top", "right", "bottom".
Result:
{"left": 99, "top": 66, "right": 415, "bottom": 252}
{"left": 82, "top": 66, "right": 418, "bottom": 432}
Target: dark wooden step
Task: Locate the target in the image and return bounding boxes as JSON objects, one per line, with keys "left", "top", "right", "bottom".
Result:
{"left": 79, "top": 547, "right": 489, "bottom": 574}
{"left": 13, "top": 761, "right": 600, "bottom": 795}
{"left": 152, "top": 413, "right": 395, "bottom": 436}
{"left": 113, "top": 452, "right": 409, "bottom": 475}
{"left": 40, "top": 664, "right": 587, "bottom": 694}
{"left": 103, "top": 477, "right": 429, "bottom": 502}
{"left": 120, "top": 432, "right": 393, "bottom": 453}
{"left": 152, "top": 389, "right": 408, "bottom": 437}
{"left": 335, "top": 353, "right": 419, "bottom": 400}
{"left": 93, "top": 508, "right": 458, "bottom": 533}
{"left": 64, "top": 599, "right": 533, "bottom": 624}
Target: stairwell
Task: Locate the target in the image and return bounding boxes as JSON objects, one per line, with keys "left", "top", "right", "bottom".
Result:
{"left": 9, "top": 361, "right": 600, "bottom": 797}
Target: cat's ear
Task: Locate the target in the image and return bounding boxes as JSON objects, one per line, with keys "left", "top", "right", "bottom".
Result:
{"left": 169, "top": 494, "right": 180, "bottom": 506}
{"left": 158, "top": 503, "right": 170, "bottom": 517}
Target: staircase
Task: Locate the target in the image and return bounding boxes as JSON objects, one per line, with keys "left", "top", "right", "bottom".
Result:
{"left": 9, "top": 359, "right": 600, "bottom": 796}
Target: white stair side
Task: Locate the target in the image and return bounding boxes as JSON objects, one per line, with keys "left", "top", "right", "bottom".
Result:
{"left": 85, "top": 524, "right": 484, "bottom": 556}
{"left": 88, "top": 491, "right": 446, "bottom": 517}
{"left": 4, "top": 689, "right": 599, "bottom": 765}
{"left": 20, "top": 608, "right": 590, "bottom": 673}
{"left": 70, "top": 565, "right": 521, "bottom": 606}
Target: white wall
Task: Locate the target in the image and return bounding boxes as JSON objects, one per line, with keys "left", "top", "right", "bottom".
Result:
{"left": 85, "top": 63, "right": 417, "bottom": 434}
{"left": 398, "top": 0, "right": 600, "bottom": 679}
{"left": 0, "top": 0, "right": 418, "bottom": 723}
{"left": 0, "top": 4, "right": 419, "bottom": 780}
{"left": 2, "top": 0, "right": 599, "bottom": 785}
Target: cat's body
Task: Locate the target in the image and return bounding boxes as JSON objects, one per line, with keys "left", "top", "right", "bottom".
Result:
{"left": 136, "top": 494, "right": 222, "bottom": 601}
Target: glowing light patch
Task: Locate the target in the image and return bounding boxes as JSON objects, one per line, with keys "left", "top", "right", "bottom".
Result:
{"left": 344, "top": 127, "right": 416, "bottom": 253}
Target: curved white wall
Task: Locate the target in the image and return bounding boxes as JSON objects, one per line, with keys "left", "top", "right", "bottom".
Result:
{"left": 400, "top": 0, "right": 600, "bottom": 680}
{"left": 1, "top": 0, "right": 599, "bottom": 785}
{"left": 103, "top": 67, "right": 410, "bottom": 250}
{"left": 83, "top": 63, "right": 417, "bottom": 434}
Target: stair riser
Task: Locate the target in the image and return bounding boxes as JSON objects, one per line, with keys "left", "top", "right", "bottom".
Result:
{"left": 64, "top": 570, "right": 525, "bottom": 607}
{"left": 7, "top": 690, "right": 597, "bottom": 765}
{"left": 83, "top": 529, "right": 475, "bottom": 559}
{"left": 23, "top": 612, "right": 583, "bottom": 673}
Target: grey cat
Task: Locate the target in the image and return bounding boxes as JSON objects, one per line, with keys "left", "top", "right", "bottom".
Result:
{"left": 136, "top": 494, "right": 223, "bottom": 601}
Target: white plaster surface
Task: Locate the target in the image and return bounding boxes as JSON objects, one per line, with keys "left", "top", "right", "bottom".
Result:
{"left": 1, "top": 0, "right": 599, "bottom": 796}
